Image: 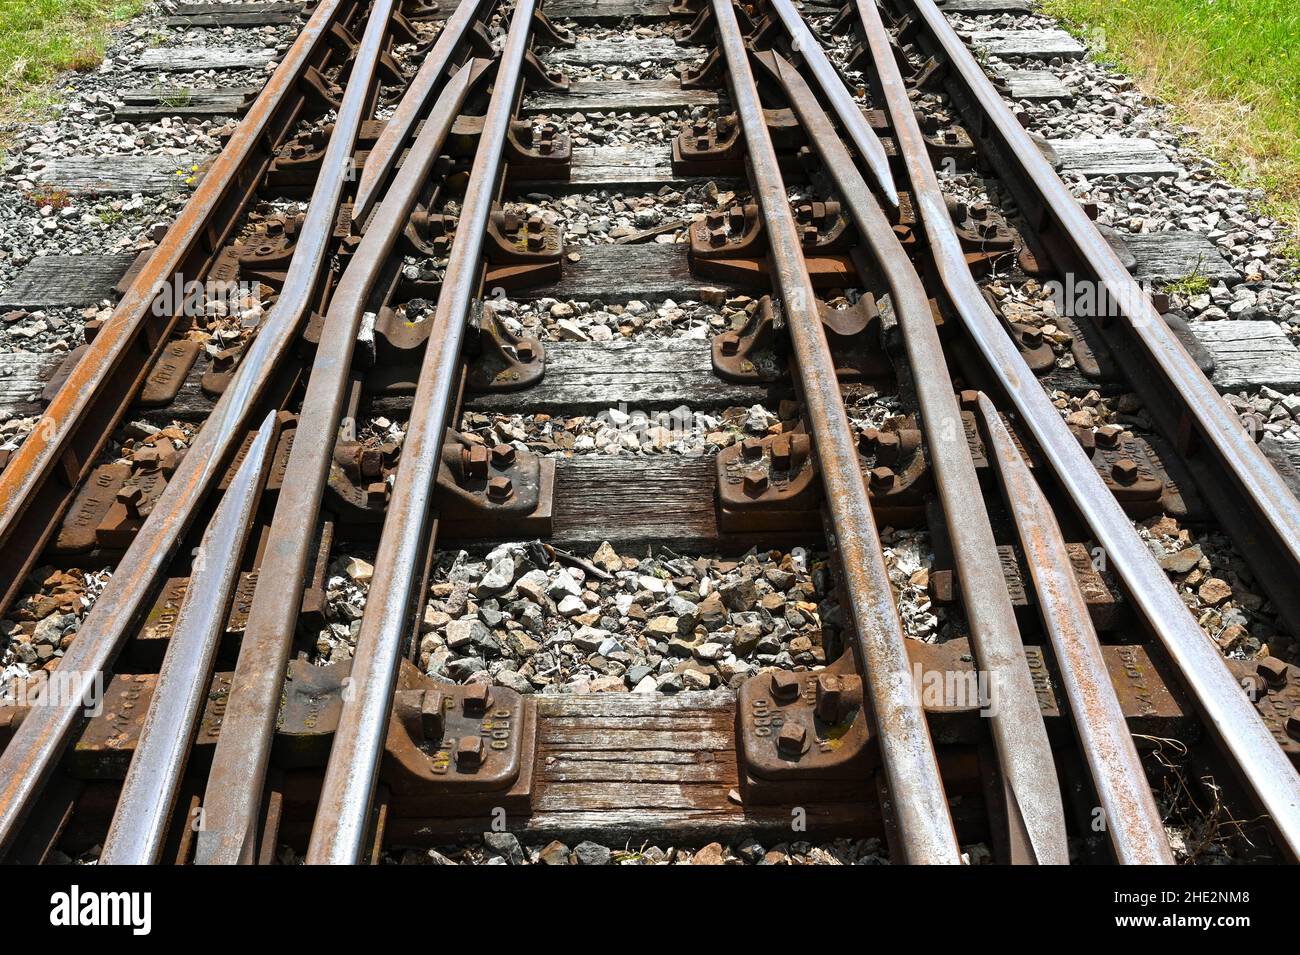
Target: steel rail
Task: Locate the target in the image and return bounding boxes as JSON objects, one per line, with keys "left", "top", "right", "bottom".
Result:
{"left": 762, "top": 0, "right": 897, "bottom": 207}
{"left": 99, "top": 412, "right": 278, "bottom": 865}
{"left": 194, "top": 56, "right": 485, "bottom": 866}
{"left": 850, "top": 0, "right": 1300, "bottom": 856}
{"left": 0, "top": 0, "right": 350, "bottom": 616}
{"left": 305, "top": 0, "right": 540, "bottom": 865}
{"left": 761, "top": 48, "right": 1068, "bottom": 863}
{"left": 353, "top": 0, "right": 492, "bottom": 221}
{"left": 893, "top": 0, "right": 1300, "bottom": 638}
{"left": 0, "top": 0, "right": 384, "bottom": 859}
{"left": 976, "top": 394, "right": 1173, "bottom": 864}
{"left": 710, "top": 0, "right": 959, "bottom": 864}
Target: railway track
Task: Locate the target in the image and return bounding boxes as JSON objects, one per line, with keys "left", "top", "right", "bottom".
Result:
{"left": 0, "top": 0, "right": 1297, "bottom": 866}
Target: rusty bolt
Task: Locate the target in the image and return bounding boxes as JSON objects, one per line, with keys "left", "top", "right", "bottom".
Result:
{"left": 771, "top": 435, "right": 792, "bottom": 471}
{"left": 117, "top": 485, "right": 146, "bottom": 518}
{"left": 420, "top": 690, "right": 444, "bottom": 741}
{"left": 456, "top": 734, "right": 484, "bottom": 769}
{"left": 515, "top": 340, "right": 536, "bottom": 362}
{"left": 463, "top": 683, "right": 490, "bottom": 716}
{"left": 858, "top": 427, "right": 880, "bottom": 455}
{"left": 1110, "top": 458, "right": 1139, "bottom": 485}
{"left": 358, "top": 445, "right": 384, "bottom": 479}
{"left": 212, "top": 347, "right": 240, "bottom": 373}
{"left": 1287, "top": 707, "right": 1300, "bottom": 742}
{"left": 487, "top": 476, "right": 514, "bottom": 502}
{"left": 743, "top": 469, "right": 768, "bottom": 494}
{"left": 1019, "top": 326, "right": 1043, "bottom": 348}
{"left": 463, "top": 444, "right": 490, "bottom": 479}
{"left": 815, "top": 673, "right": 844, "bottom": 723}
{"left": 742, "top": 437, "right": 764, "bottom": 460}
{"left": 869, "top": 467, "right": 896, "bottom": 491}
{"left": 769, "top": 670, "right": 801, "bottom": 702}
{"left": 366, "top": 482, "right": 387, "bottom": 507}
{"left": 874, "top": 431, "right": 901, "bottom": 464}
{"left": 719, "top": 332, "right": 741, "bottom": 356}
{"left": 777, "top": 721, "right": 807, "bottom": 758}
{"left": 708, "top": 227, "right": 728, "bottom": 247}
{"left": 958, "top": 389, "right": 980, "bottom": 410}
{"left": 133, "top": 446, "right": 164, "bottom": 471}
{"left": 491, "top": 443, "right": 516, "bottom": 467}
{"left": 1095, "top": 425, "right": 1123, "bottom": 448}
{"left": 970, "top": 204, "right": 989, "bottom": 221}
{"left": 1257, "top": 657, "right": 1289, "bottom": 689}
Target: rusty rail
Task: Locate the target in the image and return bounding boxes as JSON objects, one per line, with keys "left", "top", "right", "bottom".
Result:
{"left": 889, "top": 0, "right": 1300, "bottom": 636}
{"left": 758, "top": 47, "right": 1068, "bottom": 863}
{"left": 851, "top": 0, "right": 1300, "bottom": 855}
{"left": 763, "top": 0, "right": 897, "bottom": 207}
{"left": 976, "top": 395, "right": 1174, "bottom": 864}
{"left": 0, "top": 0, "right": 351, "bottom": 617}
{"left": 99, "top": 412, "right": 278, "bottom": 866}
{"left": 305, "top": 0, "right": 540, "bottom": 865}
{"left": 0, "top": 0, "right": 375, "bottom": 858}
{"left": 193, "top": 53, "right": 485, "bottom": 866}
{"left": 709, "top": 0, "right": 960, "bottom": 864}
{"left": 353, "top": 0, "right": 492, "bottom": 221}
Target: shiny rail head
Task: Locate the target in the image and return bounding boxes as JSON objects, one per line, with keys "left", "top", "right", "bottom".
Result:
{"left": 763, "top": 0, "right": 899, "bottom": 207}
{"left": 974, "top": 393, "right": 1174, "bottom": 865}
{"left": 100, "top": 411, "right": 279, "bottom": 866}
{"left": 0, "top": 0, "right": 358, "bottom": 862}
{"left": 353, "top": 0, "right": 492, "bottom": 219}
{"left": 305, "top": 0, "right": 543, "bottom": 867}
{"left": 191, "top": 0, "right": 404, "bottom": 866}
{"left": 762, "top": 17, "right": 1066, "bottom": 864}
{"left": 878, "top": 0, "right": 1300, "bottom": 859}
{"left": 709, "top": 0, "right": 961, "bottom": 865}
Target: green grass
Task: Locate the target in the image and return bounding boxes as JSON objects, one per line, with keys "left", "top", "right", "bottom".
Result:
{"left": 0, "top": 0, "right": 148, "bottom": 135}
{"left": 1042, "top": 0, "right": 1300, "bottom": 232}
{"left": 1164, "top": 270, "right": 1211, "bottom": 299}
